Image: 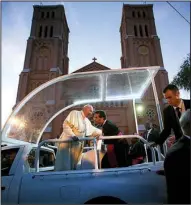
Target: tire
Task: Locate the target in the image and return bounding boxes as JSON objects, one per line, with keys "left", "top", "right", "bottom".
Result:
{"left": 84, "top": 196, "right": 127, "bottom": 204}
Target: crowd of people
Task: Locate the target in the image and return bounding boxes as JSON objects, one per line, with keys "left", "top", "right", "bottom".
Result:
{"left": 54, "top": 84, "right": 190, "bottom": 204}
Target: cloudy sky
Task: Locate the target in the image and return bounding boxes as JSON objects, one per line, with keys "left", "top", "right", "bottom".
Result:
{"left": 1, "top": 1, "right": 190, "bottom": 127}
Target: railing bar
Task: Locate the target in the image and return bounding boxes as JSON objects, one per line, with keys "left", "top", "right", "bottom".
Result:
{"left": 35, "top": 135, "right": 165, "bottom": 172}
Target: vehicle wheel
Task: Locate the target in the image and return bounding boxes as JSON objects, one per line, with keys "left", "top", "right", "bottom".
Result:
{"left": 84, "top": 196, "right": 127, "bottom": 204}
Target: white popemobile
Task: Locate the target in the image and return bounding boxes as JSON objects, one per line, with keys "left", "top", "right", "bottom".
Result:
{"left": 1, "top": 66, "right": 167, "bottom": 204}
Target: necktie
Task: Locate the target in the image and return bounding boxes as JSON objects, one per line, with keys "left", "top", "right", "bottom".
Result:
{"left": 176, "top": 107, "right": 181, "bottom": 119}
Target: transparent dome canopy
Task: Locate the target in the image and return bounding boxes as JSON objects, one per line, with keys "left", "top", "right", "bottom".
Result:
{"left": 2, "top": 66, "right": 160, "bottom": 145}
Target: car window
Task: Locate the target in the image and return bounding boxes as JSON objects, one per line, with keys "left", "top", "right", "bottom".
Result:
{"left": 27, "top": 148, "right": 55, "bottom": 169}
{"left": 1, "top": 148, "right": 19, "bottom": 176}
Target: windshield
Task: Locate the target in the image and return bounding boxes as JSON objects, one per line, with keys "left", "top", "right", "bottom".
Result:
{"left": 2, "top": 67, "right": 159, "bottom": 144}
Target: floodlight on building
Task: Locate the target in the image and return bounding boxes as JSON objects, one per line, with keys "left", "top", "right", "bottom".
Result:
{"left": 136, "top": 105, "right": 144, "bottom": 113}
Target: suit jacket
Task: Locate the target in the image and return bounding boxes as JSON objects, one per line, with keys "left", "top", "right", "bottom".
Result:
{"left": 155, "top": 99, "right": 190, "bottom": 145}
{"left": 101, "top": 120, "right": 129, "bottom": 168}
{"left": 102, "top": 120, "right": 120, "bottom": 144}
{"left": 143, "top": 128, "right": 160, "bottom": 142}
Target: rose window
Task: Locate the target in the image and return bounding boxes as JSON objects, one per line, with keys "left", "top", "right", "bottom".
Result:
{"left": 146, "top": 108, "right": 155, "bottom": 119}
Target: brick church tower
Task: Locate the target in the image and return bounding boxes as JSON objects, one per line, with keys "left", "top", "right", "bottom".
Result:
{"left": 120, "top": 4, "right": 169, "bottom": 101}
{"left": 15, "top": 5, "right": 70, "bottom": 140}
{"left": 16, "top": 5, "right": 69, "bottom": 103}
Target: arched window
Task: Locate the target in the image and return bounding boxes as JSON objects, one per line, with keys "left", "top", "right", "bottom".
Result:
{"left": 41, "top": 12, "right": 44, "bottom": 18}
{"left": 143, "top": 11, "right": 146, "bottom": 18}
{"left": 50, "top": 26, "right": 53, "bottom": 37}
{"left": 132, "top": 11, "right": 135, "bottom": 18}
{"left": 145, "top": 25, "right": 149, "bottom": 37}
{"left": 138, "top": 11, "right": 141, "bottom": 18}
{"left": 39, "top": 26, "right": 42, "bottom": 38}
{"left": 139, "top": 25, "right": 143, "bottom": 37}
{"left": 47, "top": 12, "right": 49, "bottom": 18}
{"left": 134, "top": 25, "right": 138, "bottom": 37}
{"left": 44, "top": 26, "right": 48, "bottom": 38}
{"left": 52, "top": 11, "right": 55, "bottom": 18}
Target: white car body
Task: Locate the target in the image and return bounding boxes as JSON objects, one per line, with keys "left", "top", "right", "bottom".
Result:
{"left": 2, "top": 143, "right": 167, "bottom": 204}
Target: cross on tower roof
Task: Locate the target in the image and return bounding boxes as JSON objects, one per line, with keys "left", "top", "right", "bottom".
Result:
{"left": 92, "top": 57, "right": 97, "bottom": 62}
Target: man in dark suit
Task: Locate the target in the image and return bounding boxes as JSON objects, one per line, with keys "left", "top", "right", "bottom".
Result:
{"left": 143, "top": 122, "right": 160, "bottom": 161}
{"left": 164, "top": 109, "right": 190, "bottom": 204}
{"left": 143, "top": 122, "right": 160, "bottom": 142}
{"left": 153, "top": 84, "right": 190, "bottom": 145}
{"left": 93, "top": 110, "right": 128, "bottom": 168}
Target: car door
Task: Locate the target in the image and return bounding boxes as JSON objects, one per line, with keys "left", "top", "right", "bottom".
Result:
{"left": 1, "top": 146, "right": 23, "bottom": 204}
{"left": 19, "top": 147, "right": 60, "bottom": 204}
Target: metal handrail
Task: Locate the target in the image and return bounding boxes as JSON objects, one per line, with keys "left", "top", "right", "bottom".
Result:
{"left": 34, "top": 135, "right": 161, "bottom": 172}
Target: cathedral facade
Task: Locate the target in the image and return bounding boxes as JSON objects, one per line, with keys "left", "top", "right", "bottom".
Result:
{"left": 16, "top": 4, "right": 169, "bottom": 140}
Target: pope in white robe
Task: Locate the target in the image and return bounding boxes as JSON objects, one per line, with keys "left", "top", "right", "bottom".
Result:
{"left": 55, "top": 105, "right": 102, "bottom": 171}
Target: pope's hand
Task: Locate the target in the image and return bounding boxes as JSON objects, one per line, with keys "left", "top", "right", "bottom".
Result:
{"left": 71, "top": 136, "right": 79, "bottom": 141}
{"left": 96, "top": 135, "right": 101, "bottom": 140}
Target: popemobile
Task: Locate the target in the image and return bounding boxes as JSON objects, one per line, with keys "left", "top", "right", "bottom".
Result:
{"left": 1, "top": 66, "right": 167, "bottom": 204}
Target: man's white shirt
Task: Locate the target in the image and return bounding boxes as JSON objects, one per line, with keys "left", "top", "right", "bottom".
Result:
{"left": 173, "top": 99, "right": 186, "bottom": 118}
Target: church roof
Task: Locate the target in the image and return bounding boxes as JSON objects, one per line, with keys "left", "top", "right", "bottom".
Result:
{"left": 72, "top": 61, "right": 111, "bottom": 73}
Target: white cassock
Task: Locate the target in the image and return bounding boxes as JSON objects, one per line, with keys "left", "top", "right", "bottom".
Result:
{"left": 55, "top": 110, "right": 102, "bottom": 171}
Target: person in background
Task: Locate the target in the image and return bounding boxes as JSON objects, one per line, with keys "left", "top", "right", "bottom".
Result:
{"left": 127, "top": 136, "right": 146, "bottom": 166}
{"left": 143, "top": 122, "right": 160, "bottom": 161}
{"left": 164, "top": 109, "right": 190, "bottom": 204}
{"left": 143, "top": 122, "right": 160, "bottom": 142}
